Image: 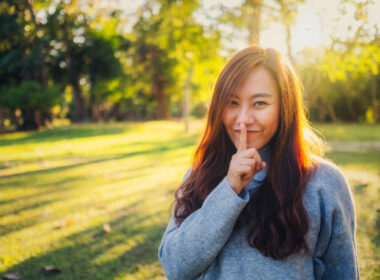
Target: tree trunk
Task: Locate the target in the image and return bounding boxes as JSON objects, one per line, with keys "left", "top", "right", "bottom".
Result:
{"left": 41, "top": 110, "right": 53, "bottom": 128}
{"left": 89, "top": 91, "right": 100, "bottom": 122}
{"left": 345, "top": 91, "right": 357, "bottom": 121}
{"left": 154, "top": 75, "right": 169, "bottom": 119}
{"left": 72, "top": 80, "right": 86, "bottom": 122}
{"left": 62, "top": 14, "right": 86, "bottom": 123}
{"left": 10, "top": 110, "right": 18, "bottom": 128}
{"left": 183, "top": 64, "right": 193, "bottom": 132}
{"left": 156, "top": 86, "right": 169, "bottom": 119}
{"left": 285, "top": 24, "right": 294, "bottom": 65}
{"left": 0, "top": 108, "right": 5, "bottom": 130}
{"left": 326, "top": 102, "right": 338, "bottom": 122}
{"left": 317, "top": 101, "right": 327, "bottom": 122}
{"left": 102, "top": 103, "right": 111, "bottom": 122}
{"left": 19, "top": 109, "right": 38, "bottom": 131}
{"left": 91, "top": 105, "right": 100, "bottom": 122}
{"left": 246, "top": 0, "right": 262, "bottom": 44}
{"left": 25, "top": 0, "right": 48, "bottom": 87}
{"left": 113, "top": 102, "right": 122, "bottom": 121}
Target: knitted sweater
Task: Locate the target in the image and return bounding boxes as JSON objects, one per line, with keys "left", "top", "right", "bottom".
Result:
{"left": 158, "top": 156, "right": 359, "bottom": 280}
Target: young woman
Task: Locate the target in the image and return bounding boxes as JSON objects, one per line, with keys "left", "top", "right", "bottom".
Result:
{"left": 158, "top": 45, "right": 359, "bottom": 280}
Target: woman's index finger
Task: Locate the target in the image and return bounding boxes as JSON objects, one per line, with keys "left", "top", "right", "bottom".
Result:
{"left": 238, "top": 123, "right": 247, "bottom": 151}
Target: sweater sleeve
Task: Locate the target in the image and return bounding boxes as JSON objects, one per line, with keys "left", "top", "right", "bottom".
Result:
{"left": 158, "top": 168, "right": 250, "bottom": 280}
{"left": 313, "top": 164, "right": 360, "bottom": 280}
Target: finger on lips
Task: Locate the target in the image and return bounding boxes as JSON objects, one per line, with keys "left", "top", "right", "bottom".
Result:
{"left": 238, "top": 123, "right": 247, "bottom": 152}
{"left": 235, "top": 123, "right": 266, "bottom": 184}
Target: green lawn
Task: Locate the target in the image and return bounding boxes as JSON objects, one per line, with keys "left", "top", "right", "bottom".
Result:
{"left": 0, "top": 121, "right": 379, "bottom": 279}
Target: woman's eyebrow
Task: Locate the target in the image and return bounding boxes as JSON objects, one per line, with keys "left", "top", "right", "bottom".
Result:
{"left": 231, "top": 93, "right": 272, "bottom": 99}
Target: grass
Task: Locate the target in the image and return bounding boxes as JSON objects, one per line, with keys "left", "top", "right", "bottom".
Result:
{"left": 0, "top": 120, "right": 379, "bottom": 279}
{"left": 312, "top": 122, "right": 380, "bottom": 142}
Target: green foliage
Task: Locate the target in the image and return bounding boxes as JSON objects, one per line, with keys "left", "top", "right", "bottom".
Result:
{"left": 0, "top": 0, "right": 379, "bottom": 126}
{"left": 125, "top": 0, "right": 224, "bottom": 119}
{"left": 4, "top": 80, "right": 61, "bottom": 111}
{"left": 300, "top": 40, "right": 380, "bottom": 122}
{"left": 319, "top": 44, "right": 380, "bottom": 82}
{"left": 87, "top": 31, "right": 122, "bottom": 85}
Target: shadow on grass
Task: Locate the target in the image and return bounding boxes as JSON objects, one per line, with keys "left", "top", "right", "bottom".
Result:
{"left": 0, "top": 176, "right": 84, "bottom": 206}
{"left": 0, "top": 177, "right": 88, "bottom": 238}
{"left": 0, "top": 147, "right": 183, "bottom": 233}
{"left": 0, "top": 197, "right": 61, "bottom": 220}
{"left": 0, "top": 213, "right": 49, "bottom": 236}
{"left": 0, "top": 124, "right": 136, "bottom": 147}
{"left": 0, "top": 134, "right": 198, "bottom": 181}
{"left": 0, "top": 128, "right": 196, "bottom": 278}
{"left": 1, "top": 206, "right": 167, "bottom": 280}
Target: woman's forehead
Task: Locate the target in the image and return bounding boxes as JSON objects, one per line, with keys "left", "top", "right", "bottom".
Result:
{"left": 230, "top": 68, "right": 279, "bottom": 98}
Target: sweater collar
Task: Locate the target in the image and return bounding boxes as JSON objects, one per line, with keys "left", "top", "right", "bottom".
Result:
{"left": 258, "top": 144, "right": 271, "bottom": 165}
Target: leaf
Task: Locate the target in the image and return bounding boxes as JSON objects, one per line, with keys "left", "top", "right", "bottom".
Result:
{"left": 38, "top": 211, "right": 50, "bottom": 218}
{"left": 2, "top": 272, "right": 22, "bottom": 280}
{"left": 103, "top": 223, "right": 111, "bottom": 233}
{"left": 53, "top": 216, "right": 76, "bottom": 229}
{"left": 42, "top": 266, "right": 61, "bottom": 275}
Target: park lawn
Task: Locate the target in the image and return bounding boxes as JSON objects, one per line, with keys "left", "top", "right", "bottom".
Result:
{"left": 312, "top": 122, "right": 380, "bottom": 142}
{"left": 0, "top": 120, "right": 379, "bottom": 280}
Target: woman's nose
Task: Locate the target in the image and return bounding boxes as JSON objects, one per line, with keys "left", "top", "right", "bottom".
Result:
{"left": 236, "top": 107, "right": 254, "bottom": 124}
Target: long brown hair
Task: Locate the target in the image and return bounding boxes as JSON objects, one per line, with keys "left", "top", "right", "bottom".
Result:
{"left": 173, "top": 45, "right": 325, "bottom": 260}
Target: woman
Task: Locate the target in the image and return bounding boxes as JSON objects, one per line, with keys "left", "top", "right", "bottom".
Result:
{"left": 158, "top": 45, "right": 359, "bottom": 280}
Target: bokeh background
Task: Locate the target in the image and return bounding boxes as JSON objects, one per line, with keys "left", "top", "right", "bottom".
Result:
{"left": 0, "top": 0, "right": 379, "bottom": 279}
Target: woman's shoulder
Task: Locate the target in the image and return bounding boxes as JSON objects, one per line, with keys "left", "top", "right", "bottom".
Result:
{"left": 306, "top": 155, "right": 356, "bottom": 228}
{"left": 310, "top": 155, "right": 345, "bottom": 179}
{"left": 307, "top": 155, "right": 351, "bottom": 199}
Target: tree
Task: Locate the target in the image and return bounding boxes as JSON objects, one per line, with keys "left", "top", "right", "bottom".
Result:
{"left": 268, "top": 0, "right": 305, "bottom": 64}
{"left": 129, "top": 0, "right": 223, "bottom": 120}
{"left": 0, "top": 0, "right": 61, "bottom": 130}
{"left": 244, "top": 0, "right": 263, "bottom": 44}
{"left": 43, "top": 0, "right": 88, "bottom": 122}
{"left": 217, "top": 0, "right": 263, "bottom": 45}
{"left": 86, "top": 27, "right": 123, "bottom": 121}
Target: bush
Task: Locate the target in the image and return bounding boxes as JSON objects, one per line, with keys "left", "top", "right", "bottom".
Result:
{"left": 5, "top": 80, "right": 61, "bottom": 111}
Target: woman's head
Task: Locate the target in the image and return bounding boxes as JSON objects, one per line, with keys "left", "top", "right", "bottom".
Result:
{"left": 205, "top": 45, "right": 312, "bottom": 161}
{"left": 221, "top": 65, "right": 280, "bottom": 151}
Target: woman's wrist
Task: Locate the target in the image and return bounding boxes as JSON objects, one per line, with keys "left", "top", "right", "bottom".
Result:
{"left": 226, "top": 175, "right": 240, "bottom": 194}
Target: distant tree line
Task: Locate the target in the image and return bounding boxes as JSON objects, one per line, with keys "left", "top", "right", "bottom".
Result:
{"left": 0, "top": 0, "right": 379, "bottom": 131}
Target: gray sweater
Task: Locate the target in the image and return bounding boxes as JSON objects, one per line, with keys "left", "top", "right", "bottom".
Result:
{"left": 158, "top": 157, "right": 359, "bottom": 280}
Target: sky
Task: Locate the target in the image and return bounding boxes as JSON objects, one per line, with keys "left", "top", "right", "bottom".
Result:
{"left": 119, "top": 0, "right": 380, "bottom": 59}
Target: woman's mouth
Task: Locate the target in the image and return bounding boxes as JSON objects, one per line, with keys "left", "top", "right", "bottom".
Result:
{"left": 234, "top": 130, "right": 259, "bottom": 134}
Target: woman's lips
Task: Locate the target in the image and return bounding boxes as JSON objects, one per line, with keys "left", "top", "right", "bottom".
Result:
{"left": 234, "top": 130, "right": 259, "bottom": 134}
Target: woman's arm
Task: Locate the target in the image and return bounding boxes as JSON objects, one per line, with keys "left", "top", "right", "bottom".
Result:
{"left": 158, "top": 169, "right": 249, "bottom": 280}
{"left": 313, "top": 164, "right": 360, "bottom": 280}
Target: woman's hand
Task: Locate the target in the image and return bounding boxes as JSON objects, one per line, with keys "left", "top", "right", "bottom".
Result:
{"left": 227, "top": 123, "right": 266, "bottom": 194}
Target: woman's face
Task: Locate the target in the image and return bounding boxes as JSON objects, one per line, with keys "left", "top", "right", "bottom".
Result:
{"left": 222, "top": 66, "right": 281, "bottom": 150}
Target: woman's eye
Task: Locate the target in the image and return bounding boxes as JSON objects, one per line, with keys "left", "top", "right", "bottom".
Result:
{"left": 229, "top": 100, "right": 238, "bottom": 106}
{"left": 254, "top": 101, "right": 267, "bottom": 107}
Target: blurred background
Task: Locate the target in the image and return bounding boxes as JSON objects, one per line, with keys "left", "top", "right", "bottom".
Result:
{"left": 0, "top": 0, "right": 380, "bottom": 128}
{"left": 0, "top": 0, "right": 379, "bottom": 279}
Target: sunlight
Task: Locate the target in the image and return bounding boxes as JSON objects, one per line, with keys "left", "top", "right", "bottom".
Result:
{"left": 292, "top": 17, "right": 323, "bottom": 51}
